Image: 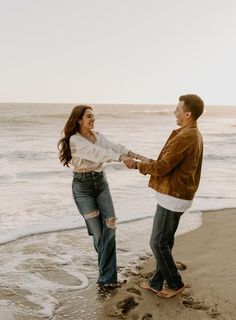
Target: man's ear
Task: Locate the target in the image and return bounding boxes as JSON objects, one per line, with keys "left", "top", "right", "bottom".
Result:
{"left": 185, "top": 111, "right": 192, "bottom": 119}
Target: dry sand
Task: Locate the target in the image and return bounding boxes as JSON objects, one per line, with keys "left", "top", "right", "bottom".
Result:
{"left": 0, "top": 208, "right": 235, "bottom": 320}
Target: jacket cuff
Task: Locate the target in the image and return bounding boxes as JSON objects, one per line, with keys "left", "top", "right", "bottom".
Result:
{"left": 138, "top": 162, "right": 148, "bottom": 175}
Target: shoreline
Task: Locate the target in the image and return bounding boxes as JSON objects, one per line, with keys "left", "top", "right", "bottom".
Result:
{"left": 0, "top": 208, "right": 235, "bottom": 319}
{"left": 0, "top": 206, "right": 203, "bottom": 246}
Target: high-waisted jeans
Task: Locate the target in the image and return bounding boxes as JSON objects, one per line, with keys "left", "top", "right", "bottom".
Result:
{"left": 149, "top": 204, "right": 184, "bottom": 291}
{"left": 72, "top": 171, "right": 117, "bottom": 285}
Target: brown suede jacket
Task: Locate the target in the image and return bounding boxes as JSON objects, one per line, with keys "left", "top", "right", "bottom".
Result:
{"left": 139, "top": 123, "right": 203, "bottom": 200}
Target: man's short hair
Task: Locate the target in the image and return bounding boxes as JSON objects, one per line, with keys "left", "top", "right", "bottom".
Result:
{"left": 179, "top": 94, "right": 204, "bottom": 120}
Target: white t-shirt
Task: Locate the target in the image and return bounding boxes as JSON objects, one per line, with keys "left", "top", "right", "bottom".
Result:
{"left": 69, "top": 131, "right": 129, "bottom": 172}
{"left": 156, "top": 192, "right": 193, "bottom": 213}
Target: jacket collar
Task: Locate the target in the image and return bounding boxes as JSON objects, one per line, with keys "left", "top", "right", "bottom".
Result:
{"left": 174, "top": 122, "right": 198, "bottom": 134}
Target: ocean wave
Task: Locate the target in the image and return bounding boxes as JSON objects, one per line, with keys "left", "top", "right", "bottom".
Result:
{"left": 2, "top": 150, "right": 56, "bottom": 161}
{"left": 196, "top": 195, "right": 236, "bottom": 199}
{"left": 0, "top": 208, "right": 217, "bottom": 246}
{"left": 0, "top": 224, "right": 84, "bottom": 245}
{"left": 0, "top": 215, "right": 158, "bottom": 245}
{"left": 204, "top": 154, "right": 236, "bottom": 160}
{"left": 17, "top": 170, "right": 69, "bottom": 178}
{"left": 207, "top": 133, "right": 236, "bottom": 138}
{"left": 35, "top": 110, "right": 172, "bottom": 120}
{"left": 0, "top": 170, "right": 69, "bottom": 181}
{"left": 1, "top": 104, "right": 173, "bottom": 122}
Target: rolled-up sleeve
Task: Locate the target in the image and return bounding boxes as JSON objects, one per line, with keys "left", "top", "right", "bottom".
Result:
{"left": 70, "top": 135, "right": 122, "bottom": 163}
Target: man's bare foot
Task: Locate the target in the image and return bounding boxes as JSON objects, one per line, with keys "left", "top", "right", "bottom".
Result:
{"left": 139, "top": 282, "right": 159, "bottom": 293}
{"left": 156, "top": 286, "right": 185, "bottom": 298}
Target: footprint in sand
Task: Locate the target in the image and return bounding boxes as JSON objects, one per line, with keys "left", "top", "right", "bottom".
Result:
{"left": 126, "top": 287, "right": 142, "bottom": 295}
{"left": 183, "top": 296, "right": 222, "bottom": 318}
{"left": 175, "top": 261, "right": 187, "bottom": 271}
{"left": 182, "top": 295, "right": 209, "bottom": 311}
{"left": 207, "top": 304, "right": 222, "bottom": 318}
{"left": 142, "top": 312, "right": 153, "bottom": 319}
{"left": 107, "top": 296, "right": 139, "bottom": 317}
{"left": 117, "top": 296, "right": 139, "bottom": 314}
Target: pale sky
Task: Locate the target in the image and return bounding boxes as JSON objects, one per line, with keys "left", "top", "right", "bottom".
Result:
{"left": 0, "top": 0, "right": 236, "bottom": 105}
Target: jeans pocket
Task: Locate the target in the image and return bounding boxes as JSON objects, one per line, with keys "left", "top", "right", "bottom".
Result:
{"left": 73, "top": 177, "right": 85, "bottom": 183}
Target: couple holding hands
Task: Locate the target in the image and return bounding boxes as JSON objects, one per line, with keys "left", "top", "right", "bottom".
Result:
{"left": 58, "top": 94, "right": 204, "bottom": 298}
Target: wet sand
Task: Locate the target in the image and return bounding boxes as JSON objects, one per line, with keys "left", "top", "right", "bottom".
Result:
{"left": 0, "top": 209, "right": 235, "bottom": 320}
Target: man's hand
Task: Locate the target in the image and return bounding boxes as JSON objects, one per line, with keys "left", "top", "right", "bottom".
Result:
{"left": 123, "top": 158, "right": 138, "bottom": 169}
{"left": 141, "top": 157, "right": 153, "bottom": 163}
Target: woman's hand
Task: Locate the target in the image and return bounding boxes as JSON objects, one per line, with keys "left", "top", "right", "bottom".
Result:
{"left": 127, "top": 151, "right": 152, "bottom": 163}
{"left": 119, "top": 155, "right": 132, "bottom": 162}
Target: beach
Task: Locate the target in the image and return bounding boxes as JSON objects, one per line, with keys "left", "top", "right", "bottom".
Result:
{"left": 0, "top": 103, "right": 236, "bottom": 319}
{"left": 99, "top": 208, "right": 236, "bottom": 320}
{"left": 1, "top": 208, "right": 236, "bottom": 320}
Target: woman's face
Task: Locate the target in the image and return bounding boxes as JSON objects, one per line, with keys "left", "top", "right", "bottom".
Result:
{"left": 79, "top": 108, "right": 95, "bottom": 130}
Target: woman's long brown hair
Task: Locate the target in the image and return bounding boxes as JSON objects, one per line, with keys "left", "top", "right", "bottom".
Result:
{"left": 57, "top": 105, "right": 93, "bottom": 167}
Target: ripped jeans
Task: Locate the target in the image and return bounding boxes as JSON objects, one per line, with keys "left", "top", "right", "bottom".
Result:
{"left": 72, "top": 171, "right": 117, "bottom": 285}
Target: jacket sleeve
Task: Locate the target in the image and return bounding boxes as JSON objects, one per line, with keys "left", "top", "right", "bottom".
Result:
{"left": 139, "top": 135, "right": 190, "bottom": 177}
{"left": 70, "top": 135, "right": 122, "bottom": 163}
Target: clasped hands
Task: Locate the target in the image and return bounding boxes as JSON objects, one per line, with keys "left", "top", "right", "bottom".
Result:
{"left": 120, "top": 152, "right": 152, "bottom": 169}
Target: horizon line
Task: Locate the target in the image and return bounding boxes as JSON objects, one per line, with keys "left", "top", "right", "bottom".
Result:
{"left": 0, "top": 101, "right": 236, "bottom": 107}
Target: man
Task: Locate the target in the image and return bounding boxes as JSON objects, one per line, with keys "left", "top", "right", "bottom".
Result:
{"left": 124, "top": 94, "right": 204, "bottom": 298}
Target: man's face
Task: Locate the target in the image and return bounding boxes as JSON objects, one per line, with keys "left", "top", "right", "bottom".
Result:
{"left": 174, "top": 101, "right": 188, "bottom": 126}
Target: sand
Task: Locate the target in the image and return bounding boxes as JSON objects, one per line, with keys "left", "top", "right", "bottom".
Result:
{"left": 98, "top": 208, "right": 236, "bottom": 320}
{"left": 0, "top": 208, "right": 235, "bottom": 320}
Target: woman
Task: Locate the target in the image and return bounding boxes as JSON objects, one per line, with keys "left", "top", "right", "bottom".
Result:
{"left": 58, "top": 105, "right": 147, "bottom": 289}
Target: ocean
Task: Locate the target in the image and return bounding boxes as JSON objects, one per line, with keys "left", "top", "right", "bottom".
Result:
{"left": 0, "top": 103, "right": 236, "bottom": 319}
{"left": 1, "top": 103, "right": 236, "bottom": 245}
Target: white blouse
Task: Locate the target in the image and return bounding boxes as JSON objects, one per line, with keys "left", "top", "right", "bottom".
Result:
{"left": 69, "top": 131, "right": 129, "bottom": 172}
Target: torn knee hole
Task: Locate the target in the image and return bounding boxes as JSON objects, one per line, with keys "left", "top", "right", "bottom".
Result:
{"left": 106, "top": 217, "right": 117, "bottom": 229}
{"left": 84, "top": 211, "right": 99, "bottom": 220}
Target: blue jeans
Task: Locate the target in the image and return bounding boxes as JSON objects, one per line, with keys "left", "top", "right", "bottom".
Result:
{"left": 72, "top": 171, "right": 117, "bottom": 285}
{"left": 149, "top": 204, "right": 184, "bottom": 291}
